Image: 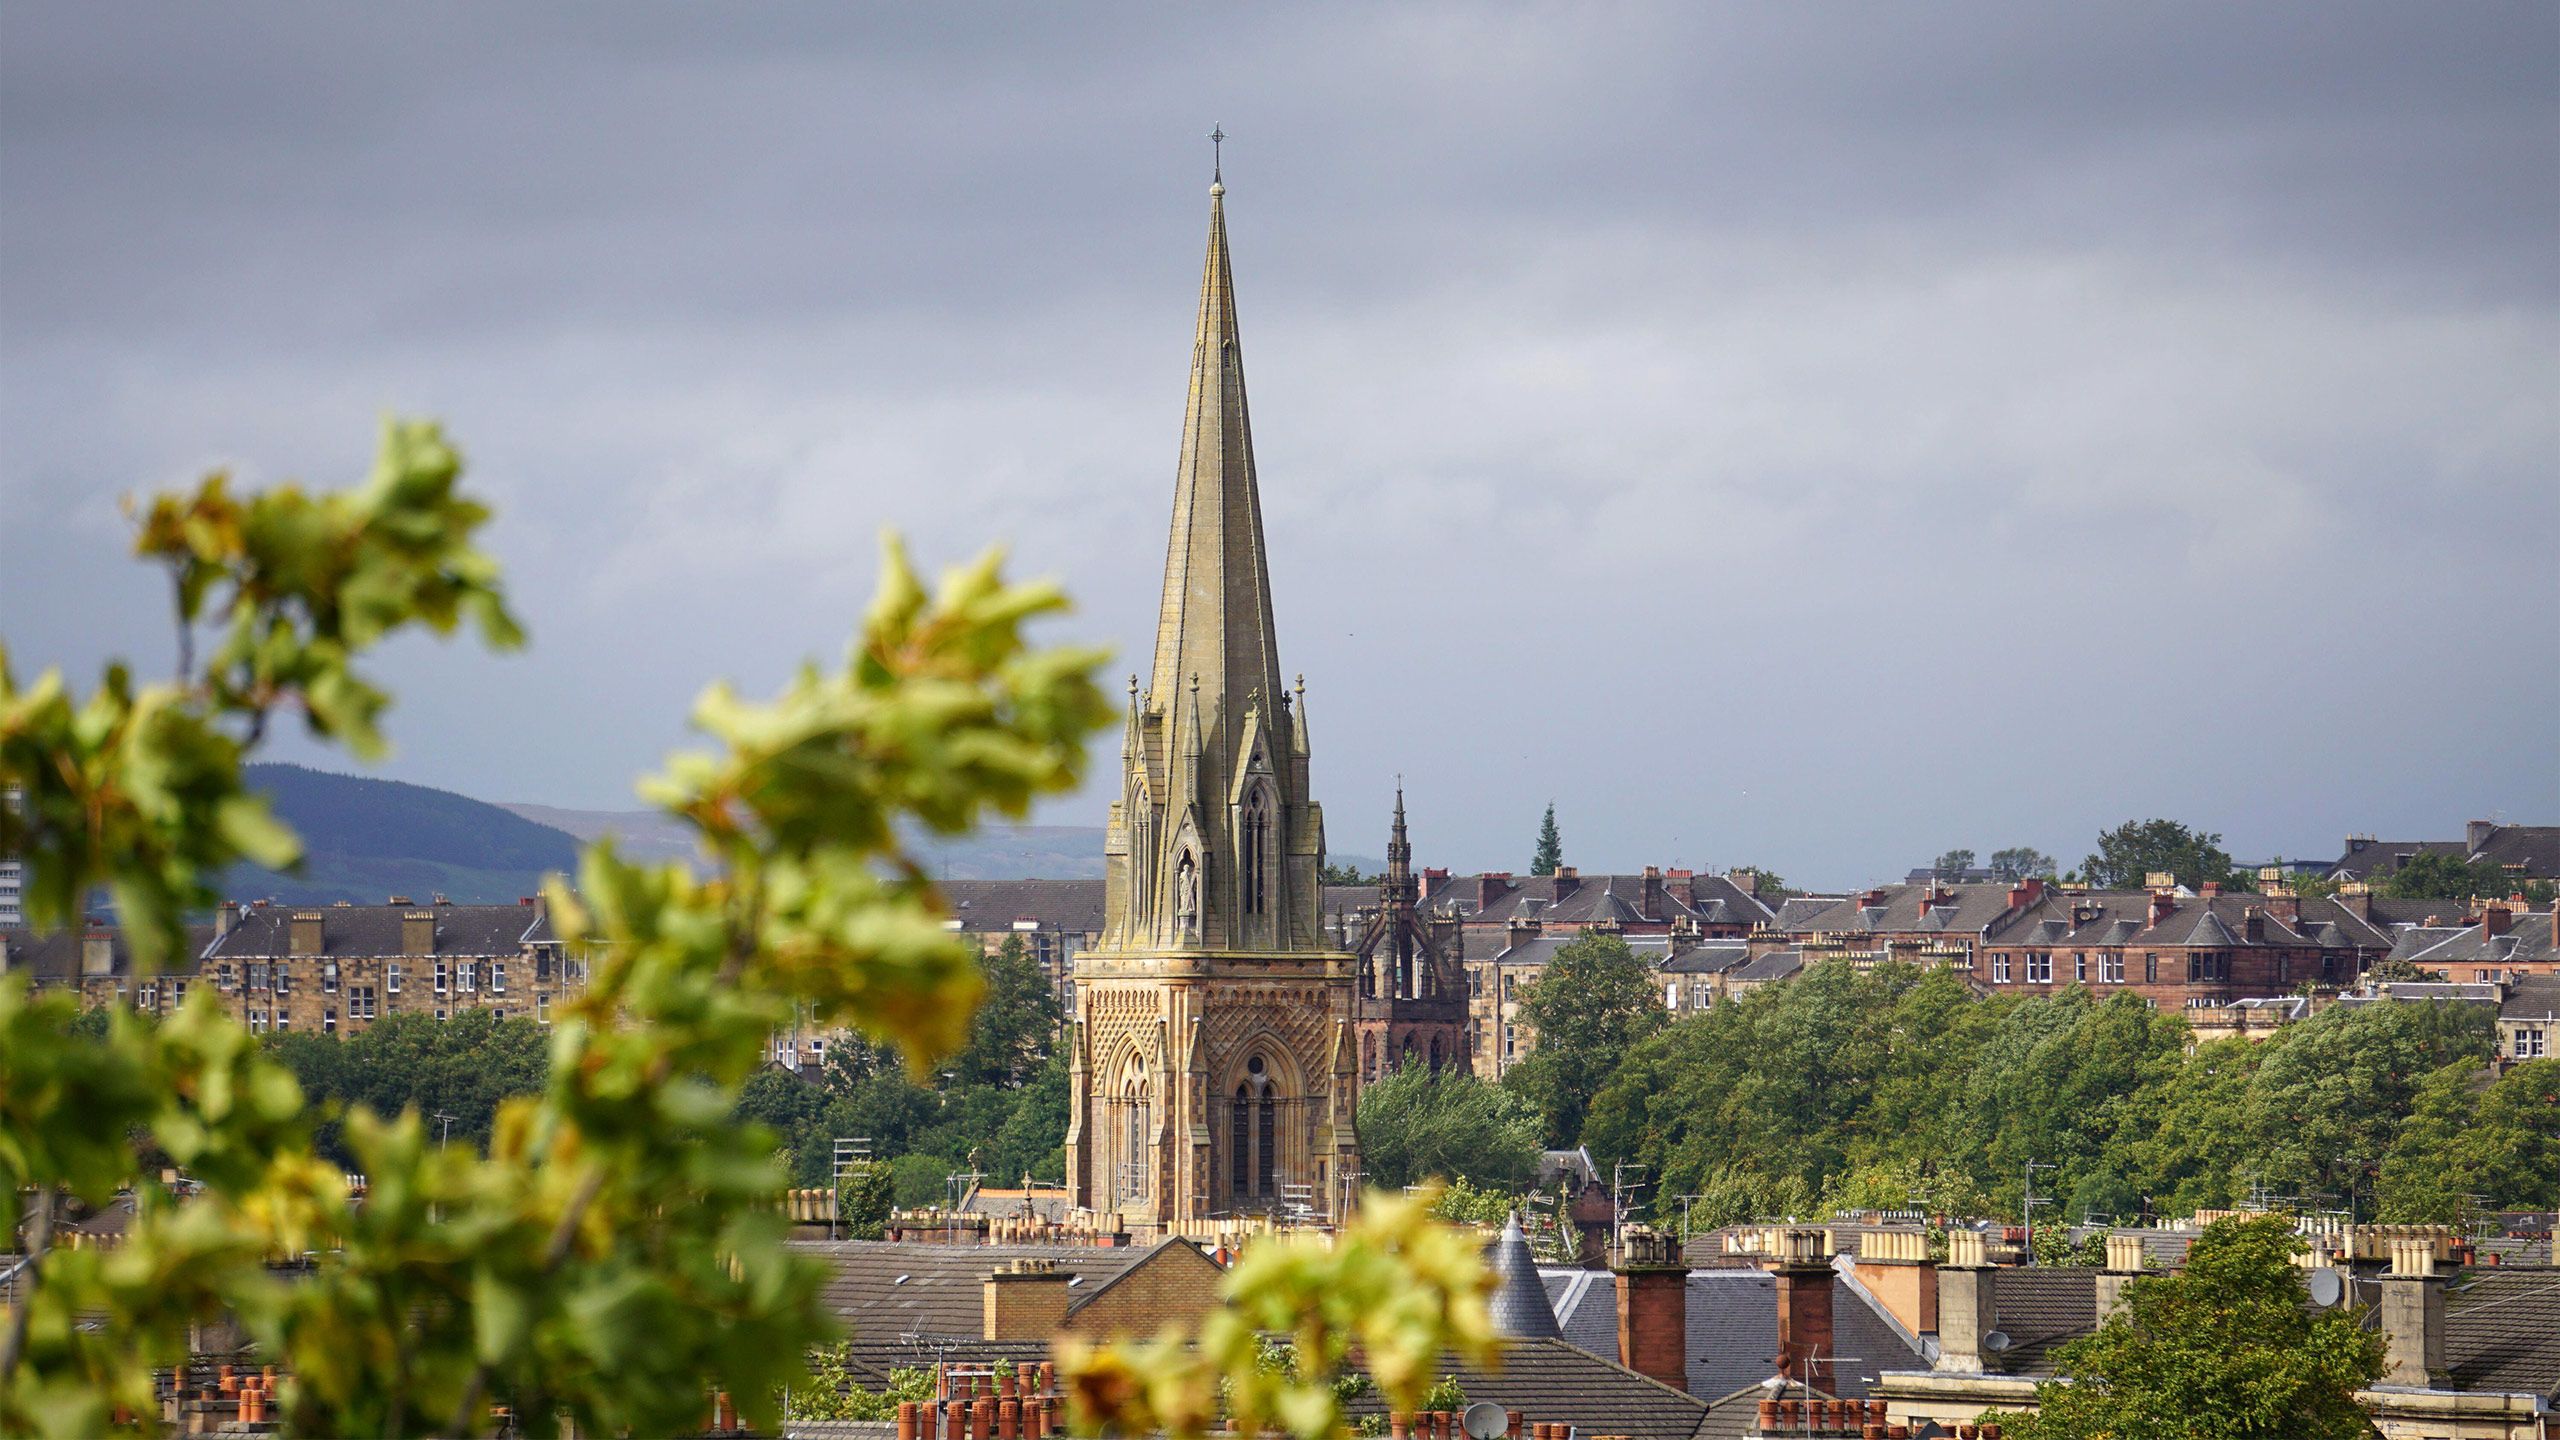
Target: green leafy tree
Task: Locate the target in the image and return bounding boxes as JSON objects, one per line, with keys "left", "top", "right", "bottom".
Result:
{"left": 1987, "top": 847, "right": 2055, "bottom": 881}
{"left": 2238, "top": 998, "right": 2492, "bottom": 1208}
{"left": 2080, "top": 819, "right": 2248, "bottom": 892}
{"left": 1427, "top": 1177, "right": 1523, "bottom": 1227}
{"left": 2010, "top": 1215, "right": 2384, "bottom": 1440}
{"left": 834, "top": 1160, "right": 894, "bottom": 1240}
{"left": 1503, "top": 933, "right": 1666, "bottom": 1145}
{"left": 0, "top": 422, "right": 1493, "bottom": 1440}
{"left": 1731, "top": 866, "right": 1795, "bottom": 900}
{"left": 953, "top": 933, "right": 1062, "bottom": 1090}
{"left": 1356, "top": 1064, "right": 1540, "bottom": 1191}
{"left": 1318, "top": 861, "right": 1381, "bottom": 886}
{"left": 1933, "top": 848, "right": 1977, "bottom": 876}
{"left": 2380, "top": 851, "right": 2544, "bottom": 904}
{"left": 1530, "top": 803, "right": 1562, "bottom": 877}
{"left": 2378, "top": 1059, "right": 2560, "bottom": 1222}
{"left": 269, "top": 1011, "right": 551, "bottom": 1167}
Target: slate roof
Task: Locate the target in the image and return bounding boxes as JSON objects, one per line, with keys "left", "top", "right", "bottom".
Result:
{"left": 1543, "top": 1262, "right": 1927, "bottom": 1403}
{"left": 1341, "top": 1340, "right": 1711, "bottom": 1440}
{"left": 1662, "top": 944, "right": 1752, "bottom": 976}
{"left": 1430, "top": 872, "right": 1776, "bottom": 930}
{"left": 939, "top": 879, "right": 1108, "bottom": 935}
{"left": 793, "top": 1240, "right": 1151, "bottom": 1340}
{"left": 1981, "top": 891, "right": 2395, "bottom": 953}
{"left": 1731, "top": 951, "right": 1805, "bottom": 984}
{"left": 0, "top": 923, "right": 220, "bottom": 980}
{"left": 1978, "top": 1267, "right": 2100, "bottom": 1374}
{"left": 2444, "top": 1265, "right": 2560, "bottom": 1400}
{"left": 206, "top": 903, "right": 549, "bottom": 960}
{"left": 1778, "top": 883, "right": 2026, "bottom": 939}
{"left": 2386, "top": 912, "right": 2558, "bottom": 974}
{"left": 2333, "top": 827, "right": 2560, "bottom": 883}
{"left": 1489, "top": 1218, "right": 1561, "bottom": 1339}
{"left": 2502, "top": 974, "right": 2560, "bottom": 1023}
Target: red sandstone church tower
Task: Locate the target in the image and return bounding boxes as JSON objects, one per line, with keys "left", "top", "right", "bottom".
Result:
{"left": 1063, "top": 172, "right": 1361, "bottom": 1231}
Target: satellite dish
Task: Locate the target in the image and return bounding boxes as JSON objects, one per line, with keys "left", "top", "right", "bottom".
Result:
{"left": 1462, "top": 1403, "right": 1508, "bottom": 1440}
{"left": 1982, "top": 1330, "right": 2014, "bottom": 1354}
{"left": 2307, "top": 1268, "right": 2345, "bottom": 1307}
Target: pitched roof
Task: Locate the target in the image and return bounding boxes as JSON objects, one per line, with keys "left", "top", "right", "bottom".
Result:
{"left": 1432, "top": 872, "right": 1776, "bottom": 929}
{"left": 1777, "top": 883, "right": 2026, "bottom": 939}
{"left": 1979, "top": 1267, "right": 2100, "bottom": 1373}
{"left": 1662, "top": 944, "right": 1752, "bottom": 976}
{"left": 793, "top": 1240, "right": 1149, "bottom": 1340}
{"left": 1544, "top": 1262, "right": 1928, "bottom": 1403}
{"left": 938, "top": 879, "right": 1108, "bottom": 935}
{"left": 206, "top": 903, "right": 549, "bottom": 960}
{"left": 1, "top": 923, "right": 220, "bottom": 979}
{"left": 1982, "top": 891, "right": 2395, "bottom": 952}
{"left": 1342, "top": 1340, "right": 1711, "bottom": 1440}
{"left": 2445, "top": 1265, "right": 2560, "bottom": 1400}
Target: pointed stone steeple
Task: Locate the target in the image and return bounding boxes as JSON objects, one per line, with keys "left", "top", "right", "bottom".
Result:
{"left": 1073, "top": 169, "right": 1353, "bottom": 1231}
{"left": 1148, "top": 178, "right": 1287, "bottom": 752}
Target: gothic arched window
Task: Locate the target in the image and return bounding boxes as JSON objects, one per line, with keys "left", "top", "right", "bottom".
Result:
{"left": 1122, "top": 1070, "right": 1150, "bottom": 1201}
{"left": 1231, "top": 1055, "right": 1278, "bottom": 1201}
{"left": 1241, "top": 789, "right": 1270, "bottom": 916}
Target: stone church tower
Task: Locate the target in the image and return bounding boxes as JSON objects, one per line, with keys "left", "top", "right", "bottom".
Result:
{"left": 1064, "top": 176, "right": 1360, "bottom": 1229}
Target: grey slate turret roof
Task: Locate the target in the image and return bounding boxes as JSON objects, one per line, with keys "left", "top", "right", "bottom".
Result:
{"left": 1487, "top": 1215, "right": 1561, "bottom": 1339}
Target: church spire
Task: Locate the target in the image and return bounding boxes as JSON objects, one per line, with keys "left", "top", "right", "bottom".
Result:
{"left": 1146, "top": 175, "right": 1287, "bottom": 759}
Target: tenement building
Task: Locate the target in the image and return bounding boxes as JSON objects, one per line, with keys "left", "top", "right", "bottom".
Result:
{"left": 1063, "top": 175, "right": 1361, "bottom": 1230}
{"left": 0, "top": 896, "right": 587, "bottom": 1035}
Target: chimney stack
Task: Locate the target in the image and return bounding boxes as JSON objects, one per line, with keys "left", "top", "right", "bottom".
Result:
{"left": 2243, "top": 907, "right": 2266, "bottom": 944}
{"left": 2148, "top": 891, "right": 2175, "bottom": 929}
{"left": 2479, "top": 904, "right": 2511, "bottom": 939}
{"left": 1610, "top": 1225, "right": 1688, "bottom": 1393}
{"left": 1851, "top": 1230, "right": 1936, "bottom": 1338}
{"left": 216, "top": 901, "right": 240, "bottom": 940}
{"left": 403, "top": 910, "right": 437, "bottom": 958}
{"left": 1641, "top": 866, "right": 1666, "bottom": 922}
{"left": 1936, "top": 1230, "right": 1999, "bottom": 1374}
{"left": 2201, "top": 881, "right": 2223, "bottom": 899}
{"left": 2006, "top": 877, "right": 2044, "bottom": 911}
{"left": 2466, "top": 820, "right": 2496, "bottom": 855}
{"left": 2095, "top": 1234, "right": 2146, "bottom": 1319}
{"left": 1551, "top": 867, "right": 1581, "bottom": 901}
{"left": 2379, "top": 1239, "right": 2447, "bottom": 1387}
{"left": 1420, "top": 867, "right": 1448, "bottom": 902}
{"left": 982, "top": 1259, "right": 1071, "bottom": 1340}
{"left": 1766, "top": 1227, "right": 1836, "bottom": 1395}
{"left": 1478, "top": 874, "right": 1513, "bottom": 911}
{"left": 290, "top": 910, "right": 325, "bottom": 957}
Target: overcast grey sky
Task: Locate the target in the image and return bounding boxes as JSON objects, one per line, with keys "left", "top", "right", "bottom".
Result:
{"left": 3, "top": 4, "right": 2553, "bottom": 887}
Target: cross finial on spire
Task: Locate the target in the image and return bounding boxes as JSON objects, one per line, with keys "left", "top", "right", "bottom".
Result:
{"left": 1209, "top": 123, "right": 1226, "bottom": 184}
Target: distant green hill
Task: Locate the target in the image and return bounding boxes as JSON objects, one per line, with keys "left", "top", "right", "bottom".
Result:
{"left": 225, "top": 764, "right": 583, "bottom": 906}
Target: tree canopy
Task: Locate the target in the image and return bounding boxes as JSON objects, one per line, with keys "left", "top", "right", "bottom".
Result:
{"left": 2381, "top": 850, "right": 2553, "bottom": 905}
{"left": 2011, "top": 1215, "right": 2385, "bottom": 1440}
{"left": 1987, "top": 847, "right": 2055, "bottom": 881}
{"left": 1577, "top": 958, "right": 2513, "bottom": 1230}
{"left": 1502, "top": 932, "right": 1666, "bottom": 1145}
{"left": 2080, "top": 819, "right": 2250, "bottom": 892}
{"left": 1356, "top": 1064, "right": 1540, "bottom": 1191}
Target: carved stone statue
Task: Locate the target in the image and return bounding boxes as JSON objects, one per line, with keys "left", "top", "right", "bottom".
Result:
{"left": 1175, "top": 855, "right": 1200, "bottom": 938}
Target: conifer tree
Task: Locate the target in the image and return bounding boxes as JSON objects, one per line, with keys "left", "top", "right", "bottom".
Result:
{"left": 1531, "top": 802, "right": 1562, "bottom": 876}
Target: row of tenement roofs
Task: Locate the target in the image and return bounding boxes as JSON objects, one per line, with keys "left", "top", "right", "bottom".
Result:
{"left": 27, "top": 1159, "right": 2557, "bottom": 1438}
{"left": 2, "top": 820, "right": 2553, "bottom": 1081}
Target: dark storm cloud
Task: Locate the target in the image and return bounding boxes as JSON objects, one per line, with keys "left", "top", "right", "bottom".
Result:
{"left": 4, "top": 3, "right": 2553, "bottom": 886}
